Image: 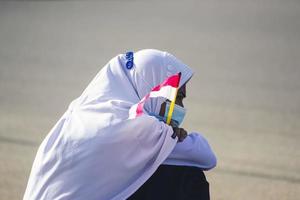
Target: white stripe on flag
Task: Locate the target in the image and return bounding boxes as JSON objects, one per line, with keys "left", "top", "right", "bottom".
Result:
{"left": 149, "top": 85, "right": 177, "bottom": 100}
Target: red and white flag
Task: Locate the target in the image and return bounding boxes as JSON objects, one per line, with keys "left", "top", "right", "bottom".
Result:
{"left": 129, "top": 72, "right": 181, "bottom": 119}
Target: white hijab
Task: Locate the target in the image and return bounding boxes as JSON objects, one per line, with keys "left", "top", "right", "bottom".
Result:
{"left": 24, "top": 49, "right": 193, "bottom": 200}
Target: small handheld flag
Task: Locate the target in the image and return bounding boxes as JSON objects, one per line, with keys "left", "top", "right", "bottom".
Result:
{"left": 129, "top": 72, "right": 182, "bottom": 122}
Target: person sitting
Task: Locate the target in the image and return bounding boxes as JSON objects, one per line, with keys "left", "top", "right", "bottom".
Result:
{"left": 23, "top": 49, "right": 216, "bottom": 200}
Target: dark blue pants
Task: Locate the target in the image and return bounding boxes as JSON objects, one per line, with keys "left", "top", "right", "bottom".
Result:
{"left": 128, "top": 165, "right": 210, "bottom": 200}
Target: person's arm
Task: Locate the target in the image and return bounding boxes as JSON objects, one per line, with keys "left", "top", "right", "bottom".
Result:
{"left": 163, "top": 132, "right": 217, "bottom": 170}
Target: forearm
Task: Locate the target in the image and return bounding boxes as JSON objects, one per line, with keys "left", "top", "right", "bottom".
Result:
{"left": 163, "top": 132, "right": 217, "bottom": 170}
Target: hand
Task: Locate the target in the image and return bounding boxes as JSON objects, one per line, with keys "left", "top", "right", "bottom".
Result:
{"left": 172, "top": 127, "right": 187, "bottom": 142}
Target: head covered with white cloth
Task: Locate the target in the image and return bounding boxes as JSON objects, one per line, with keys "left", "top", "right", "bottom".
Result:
{"left": 23, "top": 49, "right": 193, "bottom": 200}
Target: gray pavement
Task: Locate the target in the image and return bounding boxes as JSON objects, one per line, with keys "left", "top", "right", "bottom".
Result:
{"left": 0, "top": 0, "right": 299, "bottom": 199}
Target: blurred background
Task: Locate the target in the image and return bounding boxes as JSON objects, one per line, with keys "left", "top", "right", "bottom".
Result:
{"left": 0, "top": 0, "right": 299, "bottom": 199}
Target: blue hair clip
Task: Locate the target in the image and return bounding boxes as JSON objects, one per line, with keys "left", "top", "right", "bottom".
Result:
{"left": 125, "top": 51, "right": 134, "bottom": 69}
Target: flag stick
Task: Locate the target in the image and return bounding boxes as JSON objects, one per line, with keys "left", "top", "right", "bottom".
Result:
{"left": 166, "top": 72, "right": 181, "bottom": 125}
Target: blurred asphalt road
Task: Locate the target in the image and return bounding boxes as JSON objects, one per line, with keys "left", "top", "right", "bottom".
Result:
{"left": 0, "top": 0, "right": 299, "bottom": 199}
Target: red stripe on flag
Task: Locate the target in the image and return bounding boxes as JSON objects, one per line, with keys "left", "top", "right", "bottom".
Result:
{"left": 136, "top": 94, "right": 150, "bottom": 117}
{"left": 151, "top": 73, "right": 181, "bottom": 92}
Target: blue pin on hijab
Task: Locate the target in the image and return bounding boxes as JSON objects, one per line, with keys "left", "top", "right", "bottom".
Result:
{"left": 125, "top": 51, "right": 134, "bottom": 69}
